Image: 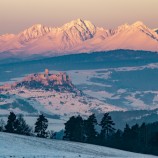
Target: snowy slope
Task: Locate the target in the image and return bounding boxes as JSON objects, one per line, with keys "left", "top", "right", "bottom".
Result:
{"left": 0, "top": 71, "right": 123, "bottom": 119}
{"left": 0, "top": 88, "right": 122, "bottom": 117}
{"left": 0, "top": 19, "right": 158, "bottom": 57}
{"left": 0, "top": 132, "right": 156, "bottom": 158}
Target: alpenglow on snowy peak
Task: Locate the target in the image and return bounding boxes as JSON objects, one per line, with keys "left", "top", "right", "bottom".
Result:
{"left": 0, "top": 19, "right": 158, "bottom": 56}
{"left": 18, "top": 24, "right": 53, "bottom": 43}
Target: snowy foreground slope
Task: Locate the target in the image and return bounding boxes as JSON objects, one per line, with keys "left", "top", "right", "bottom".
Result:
{"left": 0, "top": 132, "right": 156, "bottom": 158}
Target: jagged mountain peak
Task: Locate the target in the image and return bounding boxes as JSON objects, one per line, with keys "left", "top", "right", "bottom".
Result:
{"left": 130, "top": 21, "right": 151, "bottom": 32}
{"left": 18, "top": 24, "right": 52, "bottom": 43}
{"left": 113, "top": 21, "right": 155, "bottom": 39}
{"left": 62, "top": 19, "right": 96, "bottom": 33}
{"left": 132, "top": 21, "right": 145, "bottom": 27}
{"left": 115, "top": 21, "right": 148, "bottom": 31}
{"left": 115, "top": 21, "right": 148, "bottom": 33}
{"left": 21, "top": 24, "right": 52, "bottom": 33}
{"left": 131, "top": 21, "right": 158, "bottom": 40}
{"left": 60, "top": 18, "right": 96, "bottom": 42}
{"left": 62, "top": 18, "right": 95, "bottom": 29}
{"left": 115, "top": 23, "right": 130, "bottom": 32}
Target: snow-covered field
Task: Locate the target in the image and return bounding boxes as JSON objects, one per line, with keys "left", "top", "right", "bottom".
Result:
{"left": 0, "top": 88, "right": 122, "bottom": 118}
{"left": 0, "top": 87, "right": 122, "bottom": 132}
{"left": 1, "top": 63, "right": 158, "bottom": 113}
{"left": 67, "top": 63, "right": 158, "bottom": 110}
{"left": 0, "top": 132, "right": 156, "bottom": 158}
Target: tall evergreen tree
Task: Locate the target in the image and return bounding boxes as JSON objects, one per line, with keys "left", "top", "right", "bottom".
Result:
{"left": 100, "top": 113, "right": 115, "bottom": 141}
{"left": 85, "top": 114, "right": 98, "bottom": 143}
{"left": 122, "top": 124, "right": 132, "bottom": 150}
{"left": 140, "top": 123, "right": 148, "bottom": 148}
{"left": 35, "top": 114, "right": 48, "bottom": 138}
{"left": 5, "top": 112, "right": 17, "bottom": 133}
{"left": 74, "top": 115, "right": 84, "bottom": 142}
{"left": 15, "top": 115, "right": 32, "bottom": 135}
{"left": 64, "top": 115, "right": 84, "bottom": 142}
{"left": 123, "top": 124, "right": 131, "bottom": 140}
{"left": 64, "top": 116, "right": 76, "bottom": 141}
{"left": 112, "top": 129, "right": 123, "bottom": 148}
{"left": 131, "top": 124, "right": 140, "bottom": 144}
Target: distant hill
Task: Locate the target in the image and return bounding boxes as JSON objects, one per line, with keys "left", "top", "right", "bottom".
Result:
{"left": 0, "top": 70, "right": 121, "bottom": 118}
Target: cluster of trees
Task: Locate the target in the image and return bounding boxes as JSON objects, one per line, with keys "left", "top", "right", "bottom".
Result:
{"left": 110, "top": 122, "right": 158, "bottom": 155}
{"left": 1, "top": 112, "right": 158, "bottom": 155}
{"left": 63, "top": 113, "right": 158, "bottom": 156}
{"left": 0, "top": 112, "right": 49, "bottom": 138}
{"left": 63, "top": 113, "right": 115, "bottom": 144}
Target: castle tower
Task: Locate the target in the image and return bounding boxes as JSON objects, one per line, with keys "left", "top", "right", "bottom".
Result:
{"left": 44, "top": 69, "right": 49, "bottom": 78}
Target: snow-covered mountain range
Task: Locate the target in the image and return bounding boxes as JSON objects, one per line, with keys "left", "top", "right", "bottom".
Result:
{"left": 0, "top": 19, "right": 158, "bottom": 57}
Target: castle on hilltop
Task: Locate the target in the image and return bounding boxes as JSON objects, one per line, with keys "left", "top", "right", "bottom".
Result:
{"left": 37, "top": 69, "right": 71, "bottom": 85}
{"left": 0, "top": 69, "right": 73, "bottom": 91}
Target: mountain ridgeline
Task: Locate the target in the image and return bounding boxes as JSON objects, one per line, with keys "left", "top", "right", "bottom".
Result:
{"left": 0, "top": 19, "right": 158, "bottom": 58}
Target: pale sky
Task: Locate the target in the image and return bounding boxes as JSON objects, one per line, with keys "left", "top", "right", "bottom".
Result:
{"left": 0, "top": 0, "right": 158, "bottom": 34}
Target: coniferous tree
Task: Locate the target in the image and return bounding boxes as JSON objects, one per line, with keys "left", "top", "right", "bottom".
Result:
{"left": 131, "top": 123, "right": 140, "bottom": 150}
{"left": 15, "top": 115, "right": 32, "bottom": 135}
{"left": 5, "top": 112, "right": 17, "bottom": 133}
{"left": 64, "top": 115, "right": 84, "bottom": 142}
{"left": 100, "top": 113, "right": 115, "bottom": 143}
{"left": 122, "top": 123, "right": 131, "bottom": 150}
{"left": 112, "top": 129, "right": 123, "bottom": 148}
{"left": 85, "top": 114, "right": 98, "bottom": 143}
{"left": 123, "top": 124, "right": 131, "bottom": 140}
{"left": 64, "top": 116, "right": 76, "bottom": 141}
{"left": 74, "top": 115, "right": 84, "bottom": 142}
{"left": 35, "top": 114, "right": 48, "bottom": 138}
{"left": 62, "top": 114, "right": 158, "bottom": 156}
{"left": 140, "top": 123, "right": 148, "bottom": 149}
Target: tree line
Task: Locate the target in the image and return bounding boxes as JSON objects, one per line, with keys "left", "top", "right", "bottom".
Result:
{"left": 1, "top": 112, "right": 158, "bottom": 155}
{"left": 0, "top": 112, "right": 50, "bottom": 138}
{"left": 63, "top": 113, "right": 158, "bottom": 156}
